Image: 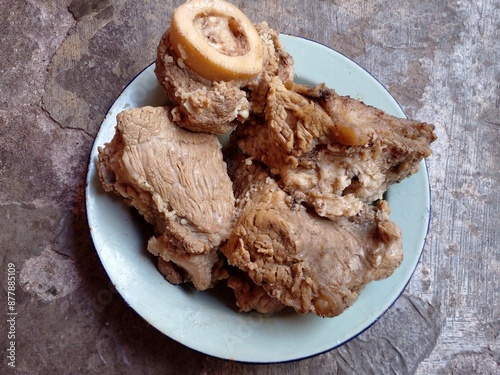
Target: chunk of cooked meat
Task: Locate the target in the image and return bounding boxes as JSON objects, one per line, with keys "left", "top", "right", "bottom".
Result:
{"left": 97, "top": 106, "right": 234, "bottom": 290}
{"left": 153, "top": 243, "right": 229, "bottom": 288}
{"left": 227, "top": 273, "right": 287, "bottom": 314}
{"left": 155, "top": 29, "right": 248, "bottom": 134}
{"left": 245, "top": 23, "right": 294, "bottom": 114}
{"left": 154, "top": 22, "right": 293, "bottom": 134}
{"left": 220, "top": 154, "right": 403, "bottom": 317}
{"left": 234, "top": 77, "right": 437, "bottom": 218}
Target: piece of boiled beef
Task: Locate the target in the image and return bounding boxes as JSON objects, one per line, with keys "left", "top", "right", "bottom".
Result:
{"left": 97, "top": 106, "right": 234, "bottom": 290}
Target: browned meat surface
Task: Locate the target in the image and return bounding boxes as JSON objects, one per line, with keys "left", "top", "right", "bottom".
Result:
{"left": 97, "top": 106, "right": 234, "bottom": 290}
{"left": 220, "top": 153, "right": 403, "bottom": 317}
{"left": 155, "top": 29, "right": 248, "bottom": 134}
{"left": 154, "top": 22, "right": 293, "bottom": 134}
{"left": 235, "top": 77, "right": 437, "bottom": 218}
{"left": 227, "top": 273, "right": 287, "bottom": 314}
{"left": 152, "top": 242, "right": 229, "bottom": 288}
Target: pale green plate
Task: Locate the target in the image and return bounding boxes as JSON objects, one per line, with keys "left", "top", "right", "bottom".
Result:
{"left": 86, "top": 35, "right": 431, "bottom": 363}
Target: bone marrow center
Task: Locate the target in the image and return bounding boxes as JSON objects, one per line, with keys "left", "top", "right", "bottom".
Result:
{"left": 194, "top": 15, "right": 250, "bottom": 57}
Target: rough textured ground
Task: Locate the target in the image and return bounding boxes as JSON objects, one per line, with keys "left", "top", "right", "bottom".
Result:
{"left": 1, "top": 0, "right": 498, "bottom": 374}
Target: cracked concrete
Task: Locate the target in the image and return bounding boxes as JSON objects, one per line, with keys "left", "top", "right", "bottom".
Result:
{"left": 331, "top": 294, "right": 442, "bottom": 374}
{"left": 1, "top": 0, "right": 499, "bottom": 374}
{"left": 20, "top": 247, "right": 81, "bottom": 302}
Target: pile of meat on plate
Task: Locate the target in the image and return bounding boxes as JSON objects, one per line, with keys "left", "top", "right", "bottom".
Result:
{"left": 97, "top": 0, "right": 436, "bottom": 317}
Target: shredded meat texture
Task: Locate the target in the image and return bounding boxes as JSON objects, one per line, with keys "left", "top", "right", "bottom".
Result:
{"left": 154, "top": 22, "right": 294, "bottom": 134}
{"left": 227, "top": 273, "right": 287, "bottom": 314}
{"left": 97, "top": 106, "right": 234, "bottom": 290}
{"left": 234, "top": 77, "right": 437, "bottom": 218}
{"left": 220, "top": 153, "right": 403, "bottom": 317}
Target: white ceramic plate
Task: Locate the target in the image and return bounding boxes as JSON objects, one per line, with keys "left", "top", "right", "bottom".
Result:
{"left": 86, "top": 35, "right": 430, "bottom": 363}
